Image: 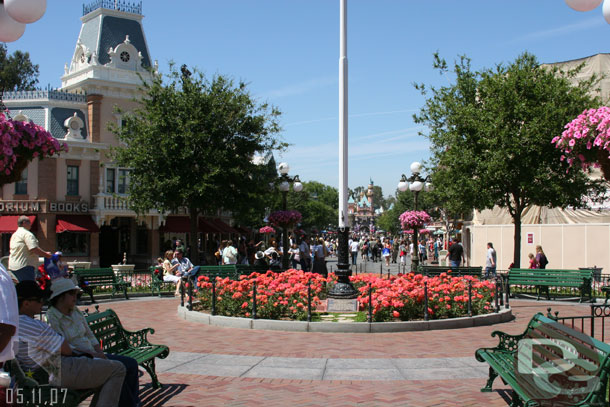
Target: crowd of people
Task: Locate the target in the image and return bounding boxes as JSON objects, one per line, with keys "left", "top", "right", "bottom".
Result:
{"left": 346, "top": 234, "right": 446, "bottom": 267}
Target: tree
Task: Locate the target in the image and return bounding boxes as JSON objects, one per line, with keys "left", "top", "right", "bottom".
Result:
{"left": 414, "top": 52, "right": 605, "bottom": 267}
{"left": 286, "top": 181, "right": 338, "bottom": 232}
{"left": 111, "top": 64, "right": 284, "bottom": 264}
{"left": 0, "top": 44, "right": 39, "bottom": 91}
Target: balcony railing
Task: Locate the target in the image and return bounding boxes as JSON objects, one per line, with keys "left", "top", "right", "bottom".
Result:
{"left": 95, "top": 194, "right": 130, "bottom": 211}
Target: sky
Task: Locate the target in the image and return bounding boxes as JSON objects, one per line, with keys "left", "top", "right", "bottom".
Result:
{"left": 6, "top": 0, "right": 610, "bottom": 200}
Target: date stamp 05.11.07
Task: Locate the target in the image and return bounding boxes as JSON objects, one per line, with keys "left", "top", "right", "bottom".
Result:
{"left": 5, "top": 387, "right": 68, "bottom": 406}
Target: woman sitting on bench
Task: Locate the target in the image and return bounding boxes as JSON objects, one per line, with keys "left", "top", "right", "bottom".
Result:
{"left": 162, "top": 250, "right": 182, "bottom": 296}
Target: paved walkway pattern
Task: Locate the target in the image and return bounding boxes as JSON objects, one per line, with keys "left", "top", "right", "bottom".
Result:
{"left": 83, "top": 297, "right": 605, "bottom": 406}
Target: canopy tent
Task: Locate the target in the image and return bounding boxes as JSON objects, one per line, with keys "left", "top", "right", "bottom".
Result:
{"left": 56, "top": 215, "right": 100, "bottom": 233}
{"left": 0, "top": 215, "right": 36, "bottom": 233}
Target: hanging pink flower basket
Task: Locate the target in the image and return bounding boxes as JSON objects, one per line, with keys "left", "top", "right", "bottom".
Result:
{"left": 553, "top": 107, "right": 610, "bottom": 180}
{"left": 268, "top": 210, "right": 302, "bottom": 228}
{"left": 259, "top": 226, "right": 275, "bottom": 234}
{"left": 0, "top": 114, "right": 68, "bottom": 186}
{"left": 399, "top": 210, "right": 431, "bottom": 230}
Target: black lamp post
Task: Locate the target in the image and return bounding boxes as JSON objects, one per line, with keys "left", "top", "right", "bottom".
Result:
{"left": 397, "top": 162, "right": 433, "bottom": 272}
{"left": 277, "top": 162, "right": 302, "bottom": 270}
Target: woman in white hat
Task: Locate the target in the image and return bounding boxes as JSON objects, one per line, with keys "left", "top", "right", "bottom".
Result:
{"left": 46, "top": 279, "right": 140, "bottom": 407}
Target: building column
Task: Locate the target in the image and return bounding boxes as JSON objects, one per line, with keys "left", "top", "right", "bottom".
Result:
{"left": 87, "top": 94, "right": 103, "bottom": 143}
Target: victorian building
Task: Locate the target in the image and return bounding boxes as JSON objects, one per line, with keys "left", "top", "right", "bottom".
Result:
{"left": 0, "top": 1, "right": 236, "bottom": 267}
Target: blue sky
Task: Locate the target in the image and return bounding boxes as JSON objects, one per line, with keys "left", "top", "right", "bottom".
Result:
{"left": 6, "top": 0, "right": 610, "bottom": 200}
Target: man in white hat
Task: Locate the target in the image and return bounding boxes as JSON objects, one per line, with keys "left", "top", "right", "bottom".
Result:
{"left": 46, "top": 279, "right": 140, "bottom": 407}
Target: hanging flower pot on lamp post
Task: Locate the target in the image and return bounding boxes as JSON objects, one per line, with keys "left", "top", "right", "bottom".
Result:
{"left": 553, "top": 106, "right": 610, "bottom": 181}
{"left": 0, "top": 114, "right": 68, "bottom": 187}
{"left": 397, "top": 162, "right": 433, "bottom": 272}
{"left": 274, "top": 162, "right": 303, "bottom": 269}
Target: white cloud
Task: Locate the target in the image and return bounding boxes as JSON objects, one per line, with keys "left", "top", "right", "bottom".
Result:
{"left": 258, "top": 76, "right": 337, "bottom": 100}
{"left": 508, "top": 16, "right": 603, "bottom": 44}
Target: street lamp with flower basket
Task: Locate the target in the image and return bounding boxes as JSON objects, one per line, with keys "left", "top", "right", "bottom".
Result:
{"left": 397, "top": 162, "right": 433, "bottom": 271}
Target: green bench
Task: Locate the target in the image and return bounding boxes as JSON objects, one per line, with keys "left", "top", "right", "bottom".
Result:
{"left": 2, "top": 359, "right": 95, "bottom": 407}
{"left": 507, "top": 268, "right": 594, "bottom": 302}
{"left": 74, "top": 268, "right": 130, "bottom": 303}
{"left": 197, "top": 264, "right": 270, "bottom": 281}
{"left": 417, "top": 265, "right": 483, "bottom": 278}
{"left": 85, "top": 307, "right": 169, "bottom": 389}
{"left": 475, "top": 312, "right": 610, "bottom": 406}
{"left": 149, "top": 265, "right": 177, "bottom": 297}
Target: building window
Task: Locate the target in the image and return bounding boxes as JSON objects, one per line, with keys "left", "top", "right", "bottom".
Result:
{"left": 67, "top": 165, "right": 79, "bottom": 196}
{"left": 15, "top": 168, "right": 27, "bottom": 195}
{"left": 118, "top": 169, "right": 129, "bottom": 194}
{"left": 106, "top": 168, "right": 116, "bottom": 193}
{"left": 57, "top": 232, "right": 89, "bottom": 256}
{"left": 105, "top": 167, "right": 130, "bottom": 194}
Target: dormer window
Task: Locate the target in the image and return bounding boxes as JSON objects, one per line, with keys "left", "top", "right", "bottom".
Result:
{"left": 64, "top": 113, "right": 85, "bottom": 140}
{"left": 106, "top": 35, "right": 142, "bottom": 71}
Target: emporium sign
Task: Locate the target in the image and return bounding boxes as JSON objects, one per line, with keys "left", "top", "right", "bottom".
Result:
{"left": 0, "top": 200, "right": 89, "bottom": 214}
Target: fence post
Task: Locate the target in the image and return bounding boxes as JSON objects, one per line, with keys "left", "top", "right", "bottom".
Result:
{"left": 368, "top": 282, "right": 373, "bottom": 323}
{"left": 494, "top": 279, "right": 499, "bottom": 313}
{"left": 307, "top": 280, "right": 312, "bottom": 322}
{"left": 467, "top": 280, "right": 472, "bottom": 317}
{"left": 211, "top": 279, "right": 216, "bottom": 316}
{"left": 380, "top": 263, "right": 382, "bottom": 276}
{"left": 424, "top": 281, "right": 429, "bottom": 321}
{"left": 504, "top": 277, "right": 510, "bottom": 309}
{"left": 590, "top": 304, "right": 596, "bottom": 339}
{"left": 180, "top": 277, "right": 185, "bottom": 307}
{"left": 387, "top": 269, "right": 390, "bottom": 279}
{"left": 187, "top": 276, "right": 193, "bottom": 311}
{"left": 252, "top": 281, "right": 257, "bottom": 320}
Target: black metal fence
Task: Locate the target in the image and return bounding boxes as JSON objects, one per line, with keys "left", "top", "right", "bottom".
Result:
{"left": 548, "top": 304, "right": 610, "bottom": 343}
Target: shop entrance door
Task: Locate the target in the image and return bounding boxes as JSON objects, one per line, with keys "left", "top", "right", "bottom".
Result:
{"left": 99, "top": 225, "right": 119, "bottom": 267}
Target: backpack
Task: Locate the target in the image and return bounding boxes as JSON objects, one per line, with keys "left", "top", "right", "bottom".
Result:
{"left": 540, "top": 254, "right": 548, "bottom": 268}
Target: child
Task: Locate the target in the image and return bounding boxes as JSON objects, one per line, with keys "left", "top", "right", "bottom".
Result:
{"left": 46, "top": 251, "right": 69, "bottom": 280}
{"left": 528, "top": 253, "right": 538, "bottom": 269}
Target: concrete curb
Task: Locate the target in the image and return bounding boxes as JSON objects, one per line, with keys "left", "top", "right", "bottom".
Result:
{"left": 177, "top": 306, "right": 513, "bottom": 333}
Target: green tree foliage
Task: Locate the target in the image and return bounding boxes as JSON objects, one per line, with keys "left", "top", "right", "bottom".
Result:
{"left": 414, "top": 52, "right": 606, "bottom": 267}
{"left": 286, "top": 181, "right": 338, "bottom": 232}
{"left": 110, "top": 64, "right": 284, "bottom": 264}
{"left": 0, "top": 44, "right": 39, "bottom": 91}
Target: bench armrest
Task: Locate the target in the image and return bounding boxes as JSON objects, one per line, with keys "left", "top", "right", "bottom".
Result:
{"left": 489, "top": 330, "right": 525, "bottom": 352}
{"left": 123, "top": 327, "right": 156, "bottom": 348}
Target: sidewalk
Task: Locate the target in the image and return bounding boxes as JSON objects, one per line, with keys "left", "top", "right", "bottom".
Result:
{"left": 84, "top": 296, "right": 600, "bottom": 406}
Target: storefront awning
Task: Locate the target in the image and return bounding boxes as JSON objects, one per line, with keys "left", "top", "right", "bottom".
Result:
{"left": 0, "top": 215, "right": 36, "bottom": 233}
{"left": 56, "top": 215, "right": 100, "bottom": 233}
{"left": 199, "top": 218, "right": 223, "bottom": 234}
{"left": 210, "top": 218, "right": 239, "bottom": 234}
{"left": 160, "top": 216, "right": 192, "bottom": 233}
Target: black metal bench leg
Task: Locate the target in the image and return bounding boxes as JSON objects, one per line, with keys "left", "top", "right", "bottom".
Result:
{"left": 481, "top": 367, "right": 498, "bottom": 392}
{"left": 141, "top": 358, "right": 162, "bottom": 389}
{"left": 123, "top": 285, "right": 129, "bottom": 300}
{"left": 510, "top": 391, "right": 523, "bottom": 407}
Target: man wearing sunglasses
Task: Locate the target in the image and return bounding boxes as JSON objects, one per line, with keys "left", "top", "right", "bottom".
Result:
{"left": 14, "top": 281, "right": 126, "bottom": 407}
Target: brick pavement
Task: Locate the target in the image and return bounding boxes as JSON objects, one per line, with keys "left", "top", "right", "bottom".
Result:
{"left": 83, "top": 297, "right": 600, "bottom": 406}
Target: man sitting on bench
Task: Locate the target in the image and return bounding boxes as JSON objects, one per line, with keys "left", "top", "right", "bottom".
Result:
{"left": 14, "top": 281, "right": 126, "bottom": 407}
{"left": 172, "top": 248, "right": 200, "bottom": 282}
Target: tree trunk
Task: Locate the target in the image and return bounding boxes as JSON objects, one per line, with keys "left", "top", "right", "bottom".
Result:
{"left": 189, "top": 209, "right": 199, "bottom": 265}
{"left": 512, "top": 215, "right": 521, "bottom": 268}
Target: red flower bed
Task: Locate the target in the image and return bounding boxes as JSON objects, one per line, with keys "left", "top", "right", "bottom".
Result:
{"left": 351, "top": 272, "right": 496, "bottom": 322}
{"left": 197, "top": 269, "right": 326, "bottom": 320}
